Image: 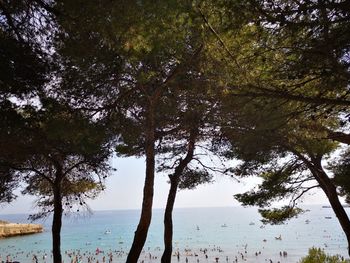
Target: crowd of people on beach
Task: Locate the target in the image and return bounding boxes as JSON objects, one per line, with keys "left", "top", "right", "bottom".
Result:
{"left": 0, "top": 243, "right": 292, "bottom": 263}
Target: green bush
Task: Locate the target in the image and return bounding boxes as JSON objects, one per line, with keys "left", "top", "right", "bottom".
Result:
{"left": 299, "top": 248, "right": 350, "bottom": 263}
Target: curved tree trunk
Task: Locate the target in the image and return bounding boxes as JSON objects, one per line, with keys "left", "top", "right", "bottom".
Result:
{"left": 161, "top": 128, "right": 198, "bottom": 263}
{"left": 161, "top": 176, "right": 179, "bottom": 263}
{"left": 291, "top": 149, "right": 350, "bottom": 256}
{"left": 310, "top": 157, "right": 350, "bottom": 256}
{"left": 126, "top": 100, "right": 156, "bottom": 263}
{"left": 52, "top": 181, "right": 63, "bottom": 263}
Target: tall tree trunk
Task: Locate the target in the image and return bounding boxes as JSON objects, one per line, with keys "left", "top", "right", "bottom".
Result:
{"left": 161, "top": 176, "right": 179, "bottom": 263}
{"left": 161, "top": 128, "right": 198, "bottom": 263}
{"left": 126, "top": 100, "right": 156, "bottom": 263}
{"left": 52, "top": 180, "right": 63, "bottom": 263}
{"left": 311, "top": 157, "right": 350, "bottom": 256}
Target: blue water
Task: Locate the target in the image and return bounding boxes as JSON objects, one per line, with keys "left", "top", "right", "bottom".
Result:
{"left": 0, "top": 206, "right": 348, "bottom": 262}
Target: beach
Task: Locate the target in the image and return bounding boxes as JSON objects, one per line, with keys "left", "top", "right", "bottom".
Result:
{"left": 0, "top": 246, "right": 304, "bottom": 263}
{"left": 0, "top": 206, "right": 348, "bottom": 262}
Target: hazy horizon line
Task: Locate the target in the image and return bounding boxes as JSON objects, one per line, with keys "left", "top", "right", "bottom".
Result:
{"left": 0, "top": 203, "right": 337, "bottom": 216}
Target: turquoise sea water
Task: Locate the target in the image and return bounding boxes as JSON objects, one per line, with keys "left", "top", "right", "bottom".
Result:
{"left": 0, "top": 206, "right": 348, "bottom": 262}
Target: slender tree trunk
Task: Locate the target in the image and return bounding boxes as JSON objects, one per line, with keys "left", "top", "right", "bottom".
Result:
{"left": 161, "top": 176, "right": 179, "bottom": 263}
{"left": 311, "top": 158, "right": 350, "bottom": 256}
{"left": 291, "top": 149, "right": 350, "bottom": 256}
{"left": 52, "top": 181, "right": 63, "bottom": 263}
{"left": 161, "top": 128, "right": 198, "bottom": 263}
{"left": 126, "top": 100, "right": 156, "bottom": 263}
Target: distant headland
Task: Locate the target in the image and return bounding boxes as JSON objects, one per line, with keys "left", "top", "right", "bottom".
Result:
{"left": 0, "top": 220, "right": 43, "bottom": 238}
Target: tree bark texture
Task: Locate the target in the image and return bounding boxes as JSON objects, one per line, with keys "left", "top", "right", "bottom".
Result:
{"left": 309, "top": 157, "right": 350, "bottom": 256}
{"left": 161, "top": 128, "right": 198, "bottom": 263}
{"left": 126, "top": 100, "right": 156, "bottom": 263}
{"left": 52, "top": 177, "right": 63, "bottom": 263}
{"left": 161, "top": 176, "right": 179, "bottom": 263}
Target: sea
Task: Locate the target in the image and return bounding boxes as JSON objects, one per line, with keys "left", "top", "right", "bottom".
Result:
{"left": 0, "top": 206, "right": 348, "bottom": 263}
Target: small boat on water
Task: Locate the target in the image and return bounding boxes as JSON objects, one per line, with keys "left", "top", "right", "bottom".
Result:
{"left": 104, "top": 230, "right": 112, "bottom": 234}
{"left": 325, "top": 216, "right": 332, "bottom": 219}
{"left": 221, "top": 224, "right": 227, "bottom": 227}
{"left": 305, "top": 219, "right": 310, "bottom": 224}
{"left": 275, "top": 235, "right": 282, "bottom": 240}
{"left": 196, "top": 225, "right": 200, "bottom": 230}
{"left": 249, "top": 222, "right": 255, "bottom": 226}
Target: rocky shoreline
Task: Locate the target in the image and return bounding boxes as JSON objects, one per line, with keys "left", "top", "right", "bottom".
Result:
{"left": 0, "top": 220, "right": 43, "bottom": 238}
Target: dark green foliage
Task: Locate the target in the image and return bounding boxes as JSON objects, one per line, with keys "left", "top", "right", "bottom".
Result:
{"left": 222, "top": 88, "right": 337, "bottom": 224}
{"left": 24, "top": 175, "right": 103, "bottom": 221}
{"left": 30, "top": 99, "right": 113, "bottom": 159}
{"left": 0, "top": 100, "right": 35, "bottom": 203}
{"left": 0, "top": 98, "right": 114, "bottom": 218}
{"left": 0, "top": 166, "right": 18, "bottom": 203}
{"left": 1, "top": 0, "right": 350, "bottom": 259}
{"left": 0, "top": 0, "right": 56, "bottom": 203}
{"left": 53, "top": 2, "right": 216, "bottom": 261}
{"left": 331, "top": 150, "right": 350, "bottom": 204}
{"left": 234, "top": 158, "right": 309, "bottom": 207}
{"left": 55, "top": 0, "right": 210, "bottom": 155}
{"left": 299, "top": 248, "right": 350, "bottom": 263}
{"left": 178, "top": 168, "right": 213, "bottom": 190}
{"left": 18, "top": 99, "right": 115, "bottom": 263}
{"left": 242, "top": 0, "right": 350, "bottom": 105}
{"left": 259, "top": 206, "right": 303, "bottom": 225}
{"left": 0, "top": 33, "right": 49, "bottom": 98}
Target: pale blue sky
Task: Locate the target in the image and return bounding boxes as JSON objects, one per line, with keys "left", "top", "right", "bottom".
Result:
{"left": 0, "top": 157, "right": 329, "bottom": 215}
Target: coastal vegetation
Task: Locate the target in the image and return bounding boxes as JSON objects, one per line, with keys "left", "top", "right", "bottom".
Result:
{"left": 299, "top": 248, "right": 350, "bottom": 263}
{"left": 0, "top": 0, "right": 350, "bottom": 262}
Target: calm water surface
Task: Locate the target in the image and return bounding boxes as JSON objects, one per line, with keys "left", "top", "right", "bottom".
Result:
{"left": 0, "top": 206, "right": 348, "bottom": 262}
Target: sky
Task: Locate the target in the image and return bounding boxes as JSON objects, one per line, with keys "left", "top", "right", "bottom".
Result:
{"left": 0, "top": 157, "right": 330, "bottom": 215}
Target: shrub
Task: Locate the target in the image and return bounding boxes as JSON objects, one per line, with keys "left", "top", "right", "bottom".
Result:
{"left": 299, "top": 248, "right": 350, "bottom": 263}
